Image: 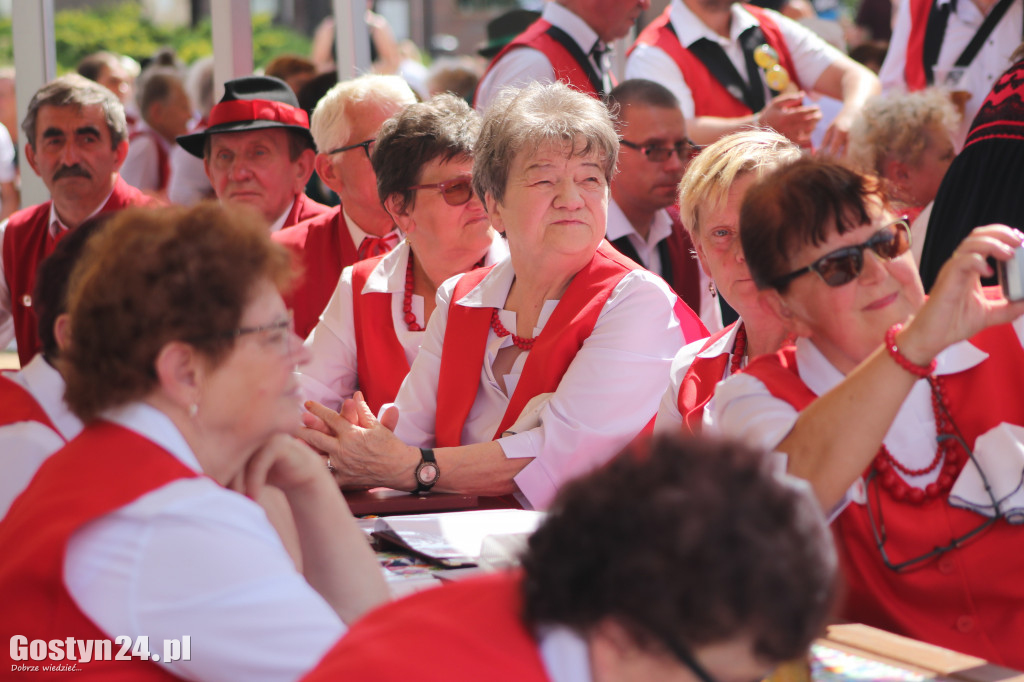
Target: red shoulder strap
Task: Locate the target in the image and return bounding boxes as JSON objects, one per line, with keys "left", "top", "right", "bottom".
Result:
{"left": 351, "top": 256, "right": 413, "bottom": 415}
{"left": 434, "top": 267, "right": 496, "bottom": 448}
{"left": 664, "top": 206, "right": 702, "bottom": 316}
{"left": 0, "top": 373, "right": 59, "bottom": 434}
{"left": 904, "top": 0, "right": 934, "bottom": 90}
{"left": 678, "top": 323, "right": 737, "bottom": 434}
{"left": 741, "top": 347, "right": 818, "bottom": 410}
{"left": 744, "top": 5, "right": 803, "bottom": 91}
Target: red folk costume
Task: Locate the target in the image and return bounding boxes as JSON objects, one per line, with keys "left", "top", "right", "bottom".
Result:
{"left": 302, "top": 573, "right": 552, "bottom": 682}
{"left": 435, "top": 242, "right": 703, "bottom": 447}
{"left": 630, "top": 4, "right": 801, "bottom": 117}
{"left": 741, "top": 323, "right": 1024, "bottom": 668}
{"left": 478, "top": 19, "right": 603, "bottom": 101}
{"left": 0, "top": 373, "right": 58, "bottom": 432}
{"left": 273, "top": 207, "right": 357, "bottom": 339}
{"left": 0, "top": 421, "right": 195, "bottom": 679}
{"left": 127, "top": 128, "right": 171, "bottom": 192}
{"left": 677, "top": 322, "right": 740, "bottom": 434}
{"left": 349, "top": 254, "right": 411, "bottom": 415}
{"left": 1, "top": 176, "right": 153, "bottom": 366}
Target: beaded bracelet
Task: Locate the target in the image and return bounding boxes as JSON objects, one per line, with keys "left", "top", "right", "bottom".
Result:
{"left": 884, "top": 323, "right": 936, "bottom": 378}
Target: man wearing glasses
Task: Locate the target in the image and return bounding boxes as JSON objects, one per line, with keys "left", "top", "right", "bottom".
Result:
{"left": 606, "top": 80, "right": 709, "bottom": 328}
{"left": 272, "top": 75, "right": 416, "bottom": 338}
{"left": 177, "top": 75, "right": 329, "bottom": 232}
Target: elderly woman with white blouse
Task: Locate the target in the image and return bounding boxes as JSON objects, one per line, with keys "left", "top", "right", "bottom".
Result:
{"left": 300, "top": 81, "right": 705, "bottom": 510}
{"left": 300, "top": 94, "right": 506, "bottom": 417}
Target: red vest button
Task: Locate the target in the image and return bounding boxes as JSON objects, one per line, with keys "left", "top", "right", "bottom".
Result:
{"left": 956, "top": 615, "right": 976, "bottom": 633}
{"left": 937, "top": 557, "right": 956, "bottom": 574}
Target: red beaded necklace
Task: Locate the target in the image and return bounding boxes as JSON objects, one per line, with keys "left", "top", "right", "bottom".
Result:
{"left": 403, "top": 253, "right": 486, "bottom": 332}
{"left": 729, "top": 323, "right": 747, "bottom": 375}
{"left": 872, "top": 375, "right": 964, "bottom": 505}
{"left": 489, "top": 309, "right": 538, "bottom": 350}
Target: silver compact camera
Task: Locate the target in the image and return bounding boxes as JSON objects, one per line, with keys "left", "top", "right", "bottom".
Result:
{"left": 999, "top": 243, "right": 1024, "bottom": 301}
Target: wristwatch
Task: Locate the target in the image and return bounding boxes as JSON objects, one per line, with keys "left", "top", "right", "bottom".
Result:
{"left": 414, "top": 448, "right": 440, "bottom": 494}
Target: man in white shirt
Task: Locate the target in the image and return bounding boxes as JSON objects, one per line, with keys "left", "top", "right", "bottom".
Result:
{"left": 272, "top": 74, "right": 417, "bottom": 338}
{"left": 120, "top": 66, "right": 192, "bottom": 196}
{"left": 605, "top": 79, "right": 714, "bottom": 329}
{"left": 626, "top": 0, "right": 878, "bottom": 154}
{"left": 879, "top": 0, "right": 1021, "bottom": 148}
{"left": 476, "top": 0, "right": 651, "bottom": 110}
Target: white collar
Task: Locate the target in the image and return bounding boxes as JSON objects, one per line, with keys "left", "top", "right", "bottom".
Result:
{"left": 537, "top": 625, "right": 593, "bottom": 682}
{"left": 697, "top": 319, "right": 743, "bottom": 359}
{"left": 795, "top": 335, "right": 990, "bottom": 398}
{"left": 101, "top": 401, "right": 203, "bottom": 474}
{"left": 361, "top": 232, "right": 511, "bottom": 296}
{"left": 18, "top": 354, "right": 83, "bottom": 441}
{"left": 670, "top": 0, "right": 760, "bottom": 47}
{"left": 605, "top": 199, "right": 674, "bottom": 246}
{"left": 452, "top": 257, "right": 517, "bottom": 308}
{"left": 47, "top": 182, "right": 117, "bottom": 239}
{"left": 543, "top": 2, "right": 602, "bottom": 55}
{"left": 267, "top": 198, "right": 295, "bottom": 234}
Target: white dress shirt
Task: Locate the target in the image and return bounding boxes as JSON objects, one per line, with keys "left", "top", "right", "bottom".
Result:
{"left": 880, "top": 0, "right": 1022, "bottom": 147}
{"left": 64, "top": 402, "right": 345, "bottom": 682}
{"left": 625, "top": 0, "right": 842, "bottom": 119}
{"left": 605, "top": 199, "right": 673, "bottom": 276}
{"left": 121, "top": 122, "right": 171, "bottom": 192}
{"left": 476, "top": 2, "right": 609, "bottom": 112}
{"left": 0, "top": 355, "right": 83, "bottom": 518}
{"left": 300, "top": 234, "right": 509, "bottom": 411}
{"left": 393, "top": 257, "right": 689, "bottom": 510}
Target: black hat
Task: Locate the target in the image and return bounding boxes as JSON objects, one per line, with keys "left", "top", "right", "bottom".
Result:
{"left": 477, "top": 9, "right": 541, "bottom": 59}
{"left": 177, "top": 75, "right": 314, "bottom": 158}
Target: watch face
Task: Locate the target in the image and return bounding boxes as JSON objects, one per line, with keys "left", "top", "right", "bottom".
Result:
{"left": 417, "top": 462, "right": 440, "bottom": 486}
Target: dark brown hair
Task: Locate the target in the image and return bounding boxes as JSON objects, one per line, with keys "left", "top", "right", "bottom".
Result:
{"left": 371, "top": 93, "right": 480, "bottom": 212}
{"left": 740, "top": 158, "right": 885, "bottom": 291}
{"left": 61, "top": 202, "right": 295, "bottom": 422}
{"left": 521, "top": 433, "right": 837, "bottom": 663}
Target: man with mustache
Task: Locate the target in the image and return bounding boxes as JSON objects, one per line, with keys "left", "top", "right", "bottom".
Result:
{"left": 0, "top": 75, "right": 152, "bottom": 366}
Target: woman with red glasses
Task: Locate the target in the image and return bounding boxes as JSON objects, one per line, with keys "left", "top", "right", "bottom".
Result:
{"left": 709, "top": 157, "right": 1024, "bottom": 667}
{"left": 300, "top": 94, "right": 506, "bottom": 417}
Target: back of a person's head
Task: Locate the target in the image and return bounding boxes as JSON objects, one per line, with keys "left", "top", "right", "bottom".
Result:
{"left": 521, "top": 433, "right": 837, "bottom": 664}
{"left": 135, "top": 66, "right": 185, "bottom": 121}
{"left": 61, "top": 203, "right": 294, "bottom": 423}
{"left": 309, "top": 74, "right": 416, "bottom": 154}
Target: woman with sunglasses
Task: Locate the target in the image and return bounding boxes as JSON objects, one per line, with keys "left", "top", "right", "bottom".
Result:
{"left": 0, "top": 204, "right": 388, "bottom": 680}
{"left": 300, "top": 94, "right": 506, "bottom": 416}
{"left": 655, "top": 130, "right": 801, "bottom": 434}
{"left": 301, "top": 82, "right": 704, "bottom": 510}
{"left": 709, "top": 157, "right": 1024, "bottom": 667}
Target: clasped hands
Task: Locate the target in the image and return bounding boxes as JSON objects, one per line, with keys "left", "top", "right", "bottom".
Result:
{"left": 298, "top": 392, "right": 420, "bottom": 491}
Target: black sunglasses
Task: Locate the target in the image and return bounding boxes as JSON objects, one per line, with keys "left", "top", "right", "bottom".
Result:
{"left": 772, "top": 219, "right": 912, "bottom": 289}
{"left": 621, "top": 138, "right": 703, "bottom": 163}
{"left": 327, "top": 138, "right": 375, "bottom": 159}
{"left": 408, "top": 177, "right": 475, "bottom": 206}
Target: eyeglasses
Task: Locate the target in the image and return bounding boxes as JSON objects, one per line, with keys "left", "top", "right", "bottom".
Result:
{"left": 660, "top": 635, "right": 720, "bottom": 682}
{"left": 327, "top": 138, "right": 375, "bottom": 159}
{"left": 771, "top": 219, "right": 911, "bottom": 290}
{"left": 408, "top": 177, "right": 475, "bottom": 206}
{"left": 194, "top": 310, "right": 296, "bottom": 356}
{"left": 621, "top": 138, "right": 703, "bottom": 163}
{"left": 865, "top": 385, "right": 1002, "bottom": 573}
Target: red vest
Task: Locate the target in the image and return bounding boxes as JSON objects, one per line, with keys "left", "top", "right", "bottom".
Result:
{"left": 433, "top": 242, "right": 703, "bottom": 447}
{"left": 743, "top": 324, "right": 1024, "bottom": 668}
{"left": 273, "top": 206, "right": 358, "bottom": 339}
{"left": 904, "top": 0, "right": 937, "bottom": 90}
{"left": 350, "top": 255, "right": 413, "bottom": 415}
{"left": 127, "top": 128, "right": 170, "bottom": 191}
{"left": 664, "top": 207, "right": 703, "bottom": 316}
{"left": 0, "top": 372, "right": 58, "bottom": 433}
{"left": 677, "top": 322, "right": 739, "bottom": 434}
{"left": 479, "top": 18, "right": 602, "bottom": 101}
{"left": 2, "top": 176, "right": 153, "bottom": 366}
{"left": 0, "top": 421, "right": 195, "bottom": 679}
{"left": 302, "top": 572, "right": 551, "bottom": 682}
{"left": 630, "top": 4, "right": 801, "bottom": 117}
{"left": 284, "top": 192, "right": 331, "bottom": 230}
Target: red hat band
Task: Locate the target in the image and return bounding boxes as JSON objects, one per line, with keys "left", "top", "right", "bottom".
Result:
{"left": 208, "top": 98, "right": 309, "bottom": 129}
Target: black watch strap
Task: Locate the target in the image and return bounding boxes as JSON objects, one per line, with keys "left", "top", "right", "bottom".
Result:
{"left": 414, "top": 448, "right": 439, "bottom": 494}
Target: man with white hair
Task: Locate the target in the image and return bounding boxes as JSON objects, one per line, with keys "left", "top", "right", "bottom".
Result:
{"left": 273, "top": 74, "right": 416, "bottom": 338}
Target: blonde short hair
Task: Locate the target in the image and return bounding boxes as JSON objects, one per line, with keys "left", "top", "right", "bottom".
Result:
{"left": 678, "top": 129, "right": 801, "bottom": 241}
{"left": 847, "top": 89, "right": 959, "bottom": 176}
{"left": 309, "top": 74, "right": 416, "bottom": 153}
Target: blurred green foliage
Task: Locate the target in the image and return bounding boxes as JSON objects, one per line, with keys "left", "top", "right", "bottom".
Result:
{"left": 0, "top": 3, "right": 312, "bottom": 71}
